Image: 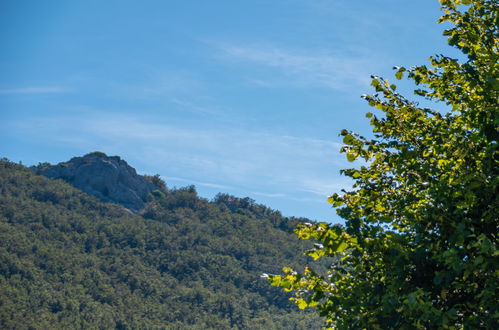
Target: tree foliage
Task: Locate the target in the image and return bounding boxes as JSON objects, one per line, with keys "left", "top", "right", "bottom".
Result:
{"left": 268, "top": 1, "right": 498, "bottom": 328}
{"left": 0, "top": 160, "right": 323, "bottom": 329}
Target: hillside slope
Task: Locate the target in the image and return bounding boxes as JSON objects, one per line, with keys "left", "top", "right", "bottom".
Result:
{"left": 0, "top": 159, "right": 322, "bottom": 329}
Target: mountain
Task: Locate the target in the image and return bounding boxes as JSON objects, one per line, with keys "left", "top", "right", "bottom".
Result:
{"left": 0, "top": 155, "right": 324, "bottom": 329}
{"left": 32, "top": 152, "right": 161, "bottom": 211}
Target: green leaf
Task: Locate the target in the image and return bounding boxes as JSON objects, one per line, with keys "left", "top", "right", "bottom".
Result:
{"left": 346, "top": 151, "right": 357, "bottom": 162}
{"left": 343, "top": 134, "right": 355, "bottom": 145}
{"left": 295, "top": 298, "right": 308, "bottom": 309}
{"left": 351, "top": 171, "right": 361, "bottom": 178}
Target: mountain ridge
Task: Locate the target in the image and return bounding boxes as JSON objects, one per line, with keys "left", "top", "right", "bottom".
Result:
{"left": 0, "top": 157, "right": 323, "bottom": 329}
{"left": 32, "top": 151, "right": 164, "bottom": 211}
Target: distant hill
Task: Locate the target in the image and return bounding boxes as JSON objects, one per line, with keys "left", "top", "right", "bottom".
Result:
{"left": 0, "top": 156, "right": 323, "bottom": 329}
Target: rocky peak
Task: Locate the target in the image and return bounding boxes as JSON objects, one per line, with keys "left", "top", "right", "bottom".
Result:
{"left": 33, "top": 152, "right": 162, "bottom": 210}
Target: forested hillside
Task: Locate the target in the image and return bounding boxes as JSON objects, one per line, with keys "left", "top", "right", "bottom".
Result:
{"left": 0, "top": 159, "right": 322, "bottom": 329}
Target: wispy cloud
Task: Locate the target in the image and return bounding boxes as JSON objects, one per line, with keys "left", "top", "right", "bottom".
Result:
{"left": 0, "top": 86, "right": 70, "bottom": 94}
{"left": 169, "top": 97, "right": 228, "bottom": 118}
{"left": 299, "top": 177, "right": 353, "bottom": 197}
{"left": 105, "top": 70, "right": 205, "bottom": 101}
{"left": 215, "top": 43, "right": 375, "bottom": 90}
{"left": 252, "top": 191, "right": 287, "bottom": 198}
{"left": 8, "top": 112, "right": 351, "bottom": 201}
{"left": 168, "top": 176, "right": 234, "bottom": 190}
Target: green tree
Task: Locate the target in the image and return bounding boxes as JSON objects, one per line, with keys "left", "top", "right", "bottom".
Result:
{"left": 268, "top": 0, "right": 498, "bottom": 328}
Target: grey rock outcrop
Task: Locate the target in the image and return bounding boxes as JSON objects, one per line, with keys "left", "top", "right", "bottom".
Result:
{"left": 33, "top": 152, "right": 160, "bottom": 210}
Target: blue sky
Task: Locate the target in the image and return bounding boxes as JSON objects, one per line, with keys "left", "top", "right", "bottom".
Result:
{"left": 1, "top": 0, "right": 456, "bottom": 222}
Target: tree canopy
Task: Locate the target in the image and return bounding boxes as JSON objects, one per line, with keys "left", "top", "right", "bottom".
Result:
{"left": 268, "top": 0, "right": 498, "bottom": 328}
{"left": 0, "top": 159, "right": 323, "bottom": 329}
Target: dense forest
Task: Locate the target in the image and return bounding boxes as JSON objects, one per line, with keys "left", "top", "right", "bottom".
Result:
{"left": 0, "top": 158, "right": 324, "bottom": 329}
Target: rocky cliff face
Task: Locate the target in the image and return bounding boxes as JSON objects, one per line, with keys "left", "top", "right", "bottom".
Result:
{"left": 33, "top": 152, "right": 160, "bottom": 210}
